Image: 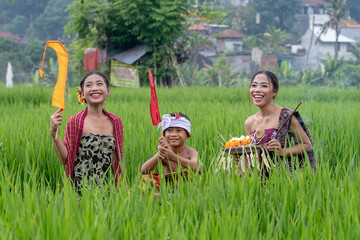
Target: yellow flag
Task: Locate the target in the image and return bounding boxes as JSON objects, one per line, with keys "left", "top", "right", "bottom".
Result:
{"left": 39, "top": 41, "right": 68, "bottom": 111}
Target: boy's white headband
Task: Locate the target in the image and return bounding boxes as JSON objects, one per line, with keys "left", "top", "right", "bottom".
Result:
{"left": 158, "top": 114, "right": 191, "bottom": 135}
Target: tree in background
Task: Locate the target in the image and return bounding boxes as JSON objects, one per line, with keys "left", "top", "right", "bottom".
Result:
{"left": 318, "top": 0, "right": 348, "bottom": 59}
{"left": 119, "top": 0, "right": 191, "bottom": 86}
{"left": 203, "top": 54, "right": 235, "bottom": 87}
{"left": 65, "top": 0, "right": 138, "bottom": 80}
{"left": 347, "top": 0, "right": 360, "bottom": 23}
{"left": 251, "top": 0, "right": 302, "bottom": 32}
{"left": 226, "top": 4, "right": 261, "bottom": 35}
{"left": 0, "top": 0, "right": 47, "bottom": 37}
{"left": 263, "top": 26, "right": 291, "bottom": 54}
{"left": 31, "top": 0, "right": 73, "bottom": 40}
{"left": 0, "top": 0, "right": 71, "bottom": 41}
{"left": 24, "top": 39, "right": 57, "bottom": 68}
{"left": 241, "top": 26, "right": 291, "bottom": 55}
{"left": 275, "top": 61, "right": 298, "bottom": 85}
{"left": 320, "top": 52, "right": 344, "bottom": 83}
{"left": 0, "top": 0, "right": 46, "bottom": 21}
{"left": 243, "top": 34, "right": 265, "bottom": 50}
{"left": 0, "top": 36, "right": 58, "bottom": 85}
{"left": 4, "top": 15, "right": 28, "bottom": 37}
{"left": 227, "top": 0, "right": 301, "bottom": 52}
{"left": 300, "top": 66, "right": 323, "bottom": 86}
{"left": 66, "top": 0, "right": 193, "bottom": 86}
{"left": 348, "top": 42, "right": 360, "bottom": 61}
{"left": 0, "top": 37, "right": 33, "bottom": 84}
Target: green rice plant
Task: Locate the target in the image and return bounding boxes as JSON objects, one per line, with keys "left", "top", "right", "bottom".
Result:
{"left": 0, "top": 86, "right": 359, "bottom": 239}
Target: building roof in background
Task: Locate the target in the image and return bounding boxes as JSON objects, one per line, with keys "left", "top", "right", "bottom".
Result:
{"left": 340, "top": 28, "right": 360, "bottom": 42}
{"left": 340, "top": 20, "right": 360, "bottom": 28}
{"left": 111, "top": 44, "right": 148, "bottom": 65}
{"left": 313, "top": 26, "right": 355, "bottom": 43}
{"left": 188, "top": 24, "right": 208, "bottom": 31}
{"left": 215, "top": 29, "right": 246, "bottom": 39}
{"left": 0, "top": 31, "right": 22, "bottom": 41}
{"left": 302, "top": 0, "right": 328, "bottom": 7}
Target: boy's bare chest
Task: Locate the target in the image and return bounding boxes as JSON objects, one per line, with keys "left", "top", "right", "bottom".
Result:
{"left": 177, "top": 148, "right": 192, "bottom": 160}
{"left": 83, "top": 117, "right": 113, "bottom": 135}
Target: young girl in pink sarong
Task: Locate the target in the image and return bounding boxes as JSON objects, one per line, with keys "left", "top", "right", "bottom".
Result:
{"left": 244, "top": 71, "right": 316, "bottom": 175}
{"left": 50, "top": 72, "right": 126, "bottom": 196}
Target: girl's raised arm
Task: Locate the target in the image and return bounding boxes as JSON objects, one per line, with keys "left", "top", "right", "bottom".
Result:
{"left": 50, "top": 109, "right": 68, "bottom": 164}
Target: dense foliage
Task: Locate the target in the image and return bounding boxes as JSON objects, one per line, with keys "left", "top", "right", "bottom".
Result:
{"left": 181, "top": 53, "right": 360, "bottom": 88}
{"left": 346, "top": 0, "right": 360, "bottom": 23}
{"left": 65, "top": 0, "right": 193, "bottom": 86}
{"left": 251, "top": 0, "right": 302, "bottom": 32}
{"left": 0, "top": 0, "right": 73, "bottom": 41}
{"left": 0, "top": 37, "right": 60, "bottom": 86}
{"left": 0, "top": 37, "right": 33, "bottom": 84}
{"left": 1, "top": 0, "right": 359, "bottom": 88}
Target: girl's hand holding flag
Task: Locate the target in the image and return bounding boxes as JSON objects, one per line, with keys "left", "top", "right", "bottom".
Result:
{"left": 50, "top": 109, "right": 62, "bottom": 137}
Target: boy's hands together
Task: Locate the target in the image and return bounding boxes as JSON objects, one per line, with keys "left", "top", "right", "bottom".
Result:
{"left": 157, "top": 137, "right": 175, "bottom": 160}
{"left": 157, "top": 137, "right": 168, "bottom": 159}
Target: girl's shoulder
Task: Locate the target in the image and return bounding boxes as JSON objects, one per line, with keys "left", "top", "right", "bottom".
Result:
{"left": 67, "top": 109, "right": 87, "bottom": 125}
{"left": 103, "top": 110, "right": 122, "bottom": 124}
{"left": 246, "top": 114, "right": 256, "bottom": 121}
{"left": 245, "top": 113, "right": 257, "bottom": 127}
{"left": 278, "top": 107, "right": 295, "bottom": 121}
{"left": 245, "top": 114, "right": 256, "bottom": 133}
{"left": 110, "top": 113, "right": 122, "bottom": 122}
{"left": 279, "top": 106, "right": 294, "bottom": 113}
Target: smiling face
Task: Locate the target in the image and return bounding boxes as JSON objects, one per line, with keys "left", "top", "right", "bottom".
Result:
{"left": 81, "top": 74, "right": 110, "bottom": 106}
{"left": 249, "top": 73, "right": 276, "bottom": 107}
{"left": 164, "top": 127, "right": 189, "bottom": 148}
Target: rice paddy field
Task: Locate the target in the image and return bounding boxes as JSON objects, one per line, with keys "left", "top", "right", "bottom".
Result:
{"left": 0, "top": 85, "right": 359, "bottom": 239}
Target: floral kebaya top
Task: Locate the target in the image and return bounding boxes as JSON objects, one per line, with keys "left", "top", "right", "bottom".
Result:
{"left": 73, "top": 133, "right": 115, "bottom": 196}
{"left": 251, "top": 128, "right": 277, "bottom": 145}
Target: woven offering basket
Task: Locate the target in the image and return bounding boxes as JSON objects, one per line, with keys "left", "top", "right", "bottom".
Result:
{"left": 221, "top": 145, "right": 261, "bottom": 155}
{"left": 216, "top": 144, "right": 275, "bottom": 173}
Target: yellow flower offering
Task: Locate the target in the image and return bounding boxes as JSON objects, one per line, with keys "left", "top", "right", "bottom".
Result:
{"left": 225, "top": 135, "right": 253, "bottom": 148}
{"left": 77, "top": 87, "right": 85, "bottom": 105}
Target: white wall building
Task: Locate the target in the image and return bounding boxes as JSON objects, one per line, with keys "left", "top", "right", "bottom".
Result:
{"left": 301, "top": 25, "right": 356, "bottom": 69}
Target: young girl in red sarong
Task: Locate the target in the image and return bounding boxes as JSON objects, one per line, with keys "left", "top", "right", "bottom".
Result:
{"left": 243, "top": 71, "right": 316, "bottom": 174}
{"left": 50, "top": 72, "right": 126, "bottom": 196}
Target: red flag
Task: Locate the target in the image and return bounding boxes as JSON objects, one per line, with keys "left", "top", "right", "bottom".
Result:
{"left": 84, "top": 48, "right": 99, "bottom": 72}
{"left": 149, "top": 70, "right": 161, "bottom": 126}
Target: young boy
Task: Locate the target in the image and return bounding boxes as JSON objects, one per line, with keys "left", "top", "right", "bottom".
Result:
{"left": 141, "top": 112, "right": 201, "bottom": 180}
